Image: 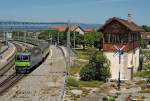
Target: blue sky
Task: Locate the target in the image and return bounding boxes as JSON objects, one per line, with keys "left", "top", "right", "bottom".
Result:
{"left": 0, "top": 0, "right": 149, "bottom": 25}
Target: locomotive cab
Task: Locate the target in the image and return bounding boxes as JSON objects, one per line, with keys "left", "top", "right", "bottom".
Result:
{"left": 15, "top": 53, "right": 32, "bottom": 73}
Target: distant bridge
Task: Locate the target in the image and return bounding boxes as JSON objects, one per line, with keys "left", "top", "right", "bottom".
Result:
{"left": 0, "top": 21, "right": 67, "bottom": 32}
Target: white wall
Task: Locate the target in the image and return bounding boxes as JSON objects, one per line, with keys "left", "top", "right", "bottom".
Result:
{"left": 104, "top": 48, "right": 140, "bottom": 80}
{"left": 74, "top": 28, "right": 84, "bottom": 35}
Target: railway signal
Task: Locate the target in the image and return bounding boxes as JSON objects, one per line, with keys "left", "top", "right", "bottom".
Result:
{"left": 113, "top": 45, "right": 125, "bottom": 90}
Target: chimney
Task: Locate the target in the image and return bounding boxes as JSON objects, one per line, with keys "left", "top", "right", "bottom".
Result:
{"left": 128, "top": 13, "right": 133, "bottom": 23}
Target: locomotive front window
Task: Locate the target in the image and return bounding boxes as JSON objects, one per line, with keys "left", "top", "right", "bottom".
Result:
{"left": 16, "top": 55, "right": 21, "bottom": 61}
{"left": 22, "top": 55, "right": 29, "bottom": 61}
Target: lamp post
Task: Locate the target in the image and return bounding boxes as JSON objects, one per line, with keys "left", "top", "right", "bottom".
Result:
{"left": 113, "top": 45, "right": 125, "bottom": 90}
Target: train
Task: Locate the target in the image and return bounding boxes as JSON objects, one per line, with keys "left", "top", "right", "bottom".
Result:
{"left": 15, "top": 41, "right": 49, "bottom": 74}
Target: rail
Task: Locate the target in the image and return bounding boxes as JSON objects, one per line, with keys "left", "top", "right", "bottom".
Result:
{"left": 0, "top": 43, "right": 9, "bottom": 55}
{"left": 0, "top": 43, "right": 16, "bottom": 79}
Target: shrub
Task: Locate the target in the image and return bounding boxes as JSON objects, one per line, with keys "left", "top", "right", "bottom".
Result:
{"left": 79, "top": 64, "right": 95, "bottom": 81}
{"left": 80, "top": 51, "right": 110, "bottom": 81}
{"left": 66, "top": 77, "right": 79, "bottom": 87}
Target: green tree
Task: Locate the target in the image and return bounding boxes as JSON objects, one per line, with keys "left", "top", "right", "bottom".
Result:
{"left": 140, "top": 38, "right": 147, "bottom": 49}
{"left": 84, "top": 32, "right": 103, "bottom": 48}
{"left": 12, "top": 31, "right": 25, "bottom": 38}
{"left": 80, "top": 51, "right": 110, "bottom": 81}
{"left": 142, "top": 25, "right": 150, "bottom": 32}
{"left": 70, "top": 32, "right": 84, "bottom": 48}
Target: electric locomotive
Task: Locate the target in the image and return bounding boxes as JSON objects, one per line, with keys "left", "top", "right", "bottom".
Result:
{"left": 15, "top": 52, "right": 32, "bottom": 73}
{"left": 15, "top": 41, "right": 49, "bottom": 74}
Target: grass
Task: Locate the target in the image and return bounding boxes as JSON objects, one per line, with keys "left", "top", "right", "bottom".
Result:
{"left": 69, "top": 60, "right": 88, "bottom": 75}
{"left": 66, "top": 77, "right": 104, "bottom": 88}
{"left": 69, "top": 66, "right": 81, "bottom": 75}
{"left": 79, "top": 80, "right": 104, "bottom": 88}
{"left": 75, "top": 48, "right": 97, "bottom": 60}
{"left": 66, "top": 77, "right": 79, "bottom": 87}
{"left": 69, "top": 48, "right": 97, "bottom": 75}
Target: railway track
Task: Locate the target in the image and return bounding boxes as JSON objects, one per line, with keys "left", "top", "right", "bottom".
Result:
{"left": 0, "top": 72, "right": 24, "bottom": 94}
{"left": 0, "top": 42, "right": 31, "bottom": 95}
{"left": 0, "top": 42, "right": 24, "bottom": 77}
{"left": 12, "top": 42, "right": 24, "bottom": 52}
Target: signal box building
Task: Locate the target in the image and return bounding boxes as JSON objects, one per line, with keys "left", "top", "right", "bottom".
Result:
{"left": 98, "top": 16, "right": 144, "bottom": 80}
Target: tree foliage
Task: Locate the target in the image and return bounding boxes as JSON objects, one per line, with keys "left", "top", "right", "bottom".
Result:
{"left": 80, "top": 51, "right": 110, "bottom": 81}
{"left": 140, "top": 38, "right": 147, "bottom": 49}
{"left": 142, "top": 25, "right": 150, "bottom": 32}
{"left": 17, "top": 28, "right": 103, "bottom": 49}
{"left": 84, "top": 32, "right": 103, "bottom": 48}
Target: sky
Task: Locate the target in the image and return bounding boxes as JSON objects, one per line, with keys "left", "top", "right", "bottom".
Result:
{"left": 0, "top": 0, "right": 149, "bottom": 25}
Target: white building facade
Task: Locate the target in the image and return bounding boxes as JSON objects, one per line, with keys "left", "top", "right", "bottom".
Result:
{"left": 104, "top": 48, "right": 140, "bottom": 80}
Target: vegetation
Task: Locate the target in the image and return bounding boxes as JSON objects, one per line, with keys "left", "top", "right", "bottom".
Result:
{"left": 69, "top": 60, "right": 88, "bottom": 75}
{"left": 38, "top": 29, "right": 103, "bottom": 49}
{"left": 75, "top": 48, "right": 98, "bottom": 60}
{"left": 66, "top": 77, "right": 79, "bottom": 87}
{"left": 84, "top": 32, "right": 103, "bottom": 48}
{"left": 80, "top": 51, "right": 110, "bottom": 81}
{"left": 142, "top": 25, "right": 150, "bottom": 32}
{"left": 79, "top": 80, "right": 104, "bottom": 88}
{"left": 140, "top": 38, "right": 147, "bottom": 49}
{"left": 134, "top": 63, "right": 150, "bottom": 83}
{"left": 12, "top": 31, "right": 26, "bottom": 38}
{"left": 66, "top": 76, "right": 104, "bottom": 88}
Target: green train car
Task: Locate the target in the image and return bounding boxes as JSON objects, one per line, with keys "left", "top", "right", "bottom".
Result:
{"left": 15, "top": 53, "right": 32, "bottom": 73}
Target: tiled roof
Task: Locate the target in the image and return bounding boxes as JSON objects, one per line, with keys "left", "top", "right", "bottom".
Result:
{"left": 98, "top": 17, "right": 144, "bottom": 32}
{"left": 49, "top": 25, "right": 79, "bottom": 32}
{"left": 141, "top": 32, "right": 150, "bottom": 39}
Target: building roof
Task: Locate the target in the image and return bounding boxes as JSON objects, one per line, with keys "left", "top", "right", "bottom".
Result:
{"left": 49, "top": 25, "right": 83, "bottom": 32}
{"left": 98, "top": 17, "right": 144, "bottom": 32}
{"left": 141, "top": 32, "right": 150, "bottom": 39}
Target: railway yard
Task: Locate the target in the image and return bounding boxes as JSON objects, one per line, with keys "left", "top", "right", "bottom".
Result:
{"left": 0, "top": 40, "right": 66, "bottom": 101}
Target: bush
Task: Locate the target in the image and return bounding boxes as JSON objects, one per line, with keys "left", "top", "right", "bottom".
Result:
{"left": 79, "top": 64, "right": 95, "bottom": 81}
{"left": 66, "top": 77, "right": 79, "bottom": 87}
{"left": 80, "top": 51, "right": 110, "bottom": 81}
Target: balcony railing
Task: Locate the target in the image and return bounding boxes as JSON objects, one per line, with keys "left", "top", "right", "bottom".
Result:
{"left": 102, "top": 42, "right": 139, "bottom": 52}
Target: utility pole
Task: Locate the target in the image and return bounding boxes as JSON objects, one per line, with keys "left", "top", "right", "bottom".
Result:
{"left": 57, "top": 32, "right": 60, "bottom": 45}
{"left": 51, "top": 34, "right": 53, "bottom": 45}
{"left": 17, "top": 31, "right": 19, "bottom": 40}
{"left": 4, "top": 32, "right": 7, "bottom": 45}
{"left": 49, "top": 32, "right": 50, "bottom": 40}
{"left": 74, "top": 31, "right": 75, "bottom": 49}
{"left": 66, "top": 20, "right": 71, "bottom": 74}
{"left": 24, "top": 31, "right": 26, "bottom": 43}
